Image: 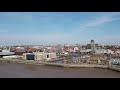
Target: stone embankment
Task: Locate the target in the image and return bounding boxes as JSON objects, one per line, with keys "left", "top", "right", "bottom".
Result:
{"left": 0, "top": 59, "right": 43, "bottom": 65}
{"left": 108, "top": 65, "right": 120, "bottom": 72}
{"left": 43, "top": 62, "right": 108, "bottom": 68}
{"left": 0, "top": 59, "right": 120, "bottom": 72}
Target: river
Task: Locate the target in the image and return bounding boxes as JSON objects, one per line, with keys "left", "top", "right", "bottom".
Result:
{"left": 0, "top": 63, "right": 120, "bottom": 78}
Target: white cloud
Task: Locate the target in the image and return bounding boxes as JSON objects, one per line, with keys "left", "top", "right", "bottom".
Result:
{"left": 74, "top": 12, "right": 120, "bottom": 32}
{"left": 61, "top": 12, "right": 120, "bottom": 45}
{"left": 85, "top": 16, "right": 113, "bottom": 27}
{"left": 66, "top": 12, "right": 120, "bottom": 40}
{"left": 0, "top": 12, "right": 120, "bottom": 45}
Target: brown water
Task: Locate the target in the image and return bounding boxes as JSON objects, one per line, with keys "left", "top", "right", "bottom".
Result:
{"left": 0, "top": 63, "right": 120, "bottom": 78}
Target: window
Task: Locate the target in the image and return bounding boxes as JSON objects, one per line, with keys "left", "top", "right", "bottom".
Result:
{"left": 47, "top": 55, "right": 49, "bottom": 58}
{"left": 36, "top": 55, "right": 37, "bottom": 60}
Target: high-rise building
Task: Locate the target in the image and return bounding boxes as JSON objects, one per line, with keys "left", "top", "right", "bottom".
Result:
{"left": 91, "top": 40, "right": 95, "bottom": 53}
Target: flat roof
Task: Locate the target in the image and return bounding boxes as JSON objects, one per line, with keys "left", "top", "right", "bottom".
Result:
{"left": 0, "top": 52, "right": 15, "bottom": 55}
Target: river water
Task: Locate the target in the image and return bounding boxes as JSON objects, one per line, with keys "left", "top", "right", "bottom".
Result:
{"left": 0, "top": 63, "right": 120, "bottom": 78}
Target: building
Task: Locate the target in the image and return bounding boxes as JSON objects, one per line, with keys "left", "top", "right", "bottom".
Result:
{"left": 15, "top": 49, "right": 26, "bottom": 55}
{"left": 3, "top": 55, "right": 19, "bottom": 59}
{"left": 91, "top": 40, "right": 95, "bottom": 53}
{"left": 23, "top": 52, "right": 56, "bottom": 61}
{"left": 74, "top": 47, "right": 79, "bottom": 52}
{"left": 0, "top": 49, "right": 15, "bottom": 58}
{"left": 80, "top": 49, "right": 91, "bottom": 55}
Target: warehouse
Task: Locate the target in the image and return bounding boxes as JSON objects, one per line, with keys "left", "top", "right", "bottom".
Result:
{"left": 0, "top": 50, "right": 15, "bottom": 58}
{"left": 3, "top": 55, "right": 19, "bottom": 59}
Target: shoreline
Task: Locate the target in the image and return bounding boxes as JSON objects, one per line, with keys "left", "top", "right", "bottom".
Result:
{"left": 0, "top": 59, "right": 120, "bottom": 72}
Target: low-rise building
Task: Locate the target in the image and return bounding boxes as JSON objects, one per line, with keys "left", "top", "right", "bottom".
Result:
{"left": 23, "top": 52, "right": 56, "bottom": 61}
{"left": 3, "top": 55, "right": 19, "bottom": 59}
{"left": 80, "top": 49, "right": 91, "bottom": 54}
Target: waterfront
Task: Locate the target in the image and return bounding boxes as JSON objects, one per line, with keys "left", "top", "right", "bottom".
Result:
{"left": 0, "top": 63, "right": 120, "bottom": 78}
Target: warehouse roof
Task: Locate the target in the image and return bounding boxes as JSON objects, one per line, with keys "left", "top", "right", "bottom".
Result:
{"left": 0, "top": 52, "right": 15, "bottom": 55}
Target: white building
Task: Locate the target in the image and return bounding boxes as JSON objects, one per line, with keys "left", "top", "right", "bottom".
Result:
{"left": 80, "top": 49, "right": 91, "bottom": 53}
{"left": 0, "top": 49, "right": 15, "bottom": 56}
{"left": 16, "top": 47, "right": 24, "bottom": 49}
{"left": 107, "top": 49, "right": 114, "bottom": 54}
{"left": 2, "top": 49, "right": 10, "bottom": 52}
{"left": 23, "top": 52, "right": 56, "bottom": 61}
{"left": 46, "top": 47, "right": 52, "bottom": 49}
{"left": 95, "top": 49, "right": 114, "bottom": 54}
{"left": 116, "top": 50, "right": 120, "bottom": 54}
{"left": 64, "top": 44, "right": 70, "bottom": 47}
{"left": 74, "top": 47, "right": 79, "bottom": 52}
{"left": 3, "top": 55, "right": 19, "bottom": 59}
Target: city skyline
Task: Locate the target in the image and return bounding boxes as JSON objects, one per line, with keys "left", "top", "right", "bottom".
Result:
{"left": 0, "top": 12, "right": 120, "bottom": 45}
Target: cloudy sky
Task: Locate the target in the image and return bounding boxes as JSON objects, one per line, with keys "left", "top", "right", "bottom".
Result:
{"left": 0, "top": 12, "right": 120, "bottom": 46}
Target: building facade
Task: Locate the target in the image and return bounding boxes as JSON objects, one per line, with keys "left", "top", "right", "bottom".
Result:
{"left": 23, "top": 52, "right": 56, "bottom": 61}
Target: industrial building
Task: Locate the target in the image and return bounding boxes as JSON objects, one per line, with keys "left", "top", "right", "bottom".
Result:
{"left": 23, "top": 52, "right": 56, "bottom": 61}
{"left": 0, "top": 49, "right": 15, "bottom": 58}
{"left": 3, "top": 55, "right": 19, "bottom": 59}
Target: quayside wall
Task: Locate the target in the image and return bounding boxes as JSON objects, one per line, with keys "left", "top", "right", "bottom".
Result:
{"left": 0, "top": 59, "right": 120, "bottom": 72}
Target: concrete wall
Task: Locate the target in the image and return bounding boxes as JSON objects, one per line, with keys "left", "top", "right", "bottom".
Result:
{"left": 22, "top": 53, "right": 26, "bottom": 60}
{"left": 35, "top": 54, "right": 43, "bottom": 61}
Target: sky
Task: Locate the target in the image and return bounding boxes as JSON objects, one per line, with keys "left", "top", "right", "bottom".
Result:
{"left": 0, "top": 12, "right": 120, "bottom": 46}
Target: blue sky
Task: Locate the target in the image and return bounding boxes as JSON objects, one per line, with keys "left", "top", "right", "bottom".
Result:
{"left": 0, "top": 12, "right": 120, "bottom": 46}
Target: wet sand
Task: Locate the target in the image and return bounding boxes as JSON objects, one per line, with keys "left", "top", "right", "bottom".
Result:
{"left": 0, "top": 63, "right": 120, "bottom": 78}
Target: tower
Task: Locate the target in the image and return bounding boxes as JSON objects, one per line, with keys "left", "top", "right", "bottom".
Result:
{"left": 91, "top": 40, "right": 95, "bottom": 53}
